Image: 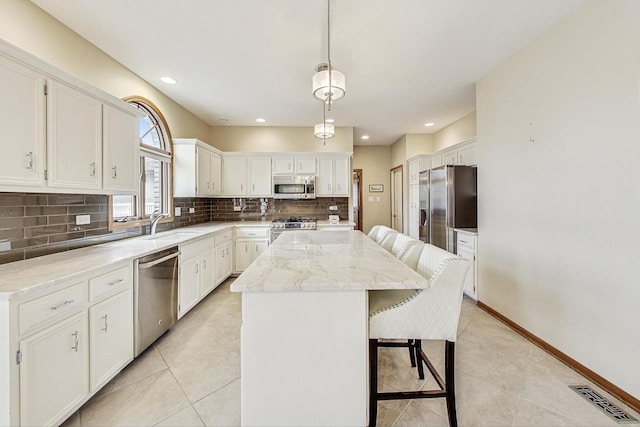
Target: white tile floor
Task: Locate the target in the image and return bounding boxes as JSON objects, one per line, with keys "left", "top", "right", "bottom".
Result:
{"left": 62, "top": 279, "right": 639, "bottom": 426}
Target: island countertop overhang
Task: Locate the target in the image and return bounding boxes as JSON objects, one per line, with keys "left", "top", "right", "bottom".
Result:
{"left": 230, "top": 230, "right": 429, "bottom": 293}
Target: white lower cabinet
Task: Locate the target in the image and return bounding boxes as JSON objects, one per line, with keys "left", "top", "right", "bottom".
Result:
{"left": 9, "top": 262, "right": 134, "bottom": 427}
{"left": 234, "top": 227, "right": 270, "bottom": 273}
{"left": 178, "top": 236, "right": 215, "bottom": 319}
{"left": 89, "top": 290, "right": 133, "bottom": 392}
{"left": 19, "top": 311, "right": 88, "bottom": 427}
{"left": 456, "top": 230, "right": 478, "bottom": 300}
{"left": 214, "top": 230, "right": 233, "bottom": 286}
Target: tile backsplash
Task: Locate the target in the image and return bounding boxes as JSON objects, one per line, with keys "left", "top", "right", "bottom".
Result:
{"left": 0, "top": 193, "right": 349, "bottom": 265}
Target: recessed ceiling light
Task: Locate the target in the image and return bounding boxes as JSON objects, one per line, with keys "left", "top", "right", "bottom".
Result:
{"left": 326, "top": 118, "right": 335, "bottom": 123}
{"left": 424, "top": 122, "right": 434, "bottom": 127}
{"left": 361, "top": 135, "right": 370, "bottom": 140}
{"left": 256, "top": 118, "right": 266, "bottom": 123}
{"left": 160, "top": 76, "right": 177, "bottom": 84}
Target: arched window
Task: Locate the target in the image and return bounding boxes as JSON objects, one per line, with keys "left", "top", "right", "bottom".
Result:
{"left": 110, "top": 97, "right": 173, "bottom": 228}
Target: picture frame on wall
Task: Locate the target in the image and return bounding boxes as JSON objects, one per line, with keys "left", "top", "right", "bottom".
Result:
{"left": 369, "top": 184, "right": 384, "bottom": 192}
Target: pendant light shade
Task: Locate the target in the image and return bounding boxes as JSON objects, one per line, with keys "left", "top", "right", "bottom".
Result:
{"left": 312, "top": 64, "right": 346, "bottom": 104}
{"left": 314, "top": 122, "right": 335, "bottom": 139}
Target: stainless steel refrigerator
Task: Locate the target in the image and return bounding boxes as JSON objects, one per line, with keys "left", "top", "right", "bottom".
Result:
{"left": 422, "top": 165, "right": 477, "bottom": 252}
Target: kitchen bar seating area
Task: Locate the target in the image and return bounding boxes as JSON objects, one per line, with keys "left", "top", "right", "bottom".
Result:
{"left": 230, "top": 227, "right": 469, "bottom": 426}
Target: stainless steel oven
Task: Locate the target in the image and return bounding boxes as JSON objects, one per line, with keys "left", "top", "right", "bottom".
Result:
{"left": 273, "top": 175, "right": 316, "bottom": 199}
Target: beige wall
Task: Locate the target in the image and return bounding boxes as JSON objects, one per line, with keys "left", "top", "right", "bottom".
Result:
{"left": 353, "top": 146, "right": 391, "bottom": 234}
{"left": 0, "top": 0, "right": 210, "bottom": 141}
{"left": 405, "top": 134, "right": 435, "bottom": 159}
{"left": 433, "top": 111, "right": 477, "bottom": 152}
{"left": 389, "top": 135, "right": 407, "bottom": 169}
{"left": 477, "top": 0, "right": 640, "bottom": 400}
{"left": 210, "top": 126, "right": 353, "bottom": 153}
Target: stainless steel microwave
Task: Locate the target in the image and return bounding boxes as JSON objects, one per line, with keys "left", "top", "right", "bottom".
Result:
{"left": 273, "top": 175, "right": 316, "bottom": 199}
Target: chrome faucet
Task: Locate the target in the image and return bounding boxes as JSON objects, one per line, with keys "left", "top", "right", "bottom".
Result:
{"left": 149, "top": 210, "right": 170, "bottom": 235}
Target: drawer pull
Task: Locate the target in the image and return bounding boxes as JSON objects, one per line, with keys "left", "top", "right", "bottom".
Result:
{"left": 71, "top": 331, "right": 79, "bottom": 352}
{"left": 108, "top": 278, "right": 124, "bottom": 286}
{"left": 50, "top": 299, "right": 74, "bottom": 311}
{"left": 459, "top": 239, "right": 469, "bottom": 244}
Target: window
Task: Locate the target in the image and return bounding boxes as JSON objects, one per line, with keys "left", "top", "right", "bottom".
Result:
{"left": 109, "top": 97, "right": 173, "bottom": 229}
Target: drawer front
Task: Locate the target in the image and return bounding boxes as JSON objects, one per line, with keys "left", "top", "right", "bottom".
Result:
{"left": 456, "top": 234, "right": 476, "bottom": 250}
{"left": 214, "top": 230, "right": 233, "bottom": 246}
{"left": 235, "top": 227, "right": 270, "bottom": 239}
{"left": 19, "top": 282, "right": 86, "bottom": 335}
{"left": 89, "top": 264, "right": 132, "bottom": 302}
{"left": 181, "top": 235, "right": 214, "bottom": 260}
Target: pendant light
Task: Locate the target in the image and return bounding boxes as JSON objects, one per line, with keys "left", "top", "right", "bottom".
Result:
{"left": 314, "top": 102, "right": 334, "bottom": 145}
{"left": 312, "top": 0, "right": 345, "bottom": 110}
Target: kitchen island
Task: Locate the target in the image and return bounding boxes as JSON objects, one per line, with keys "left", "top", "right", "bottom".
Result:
{"left": 230, "top": 230, "right": 429, "bottom": 426}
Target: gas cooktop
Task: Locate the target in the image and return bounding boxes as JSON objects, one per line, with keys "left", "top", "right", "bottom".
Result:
{"left": 271, "top": 216, "right": 317, "bottom": 229}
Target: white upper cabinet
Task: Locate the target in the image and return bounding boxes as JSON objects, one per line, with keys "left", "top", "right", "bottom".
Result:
{"left": 173, "top": 139, "right": 222, "bottom": 197}
{"left": 222, "top": 155, "right": 248, "bottom": 196}
{"left": 102, "top": 104, "right": 139, "bottom": 193}
{"left": 408, "top": 158, "right": 421, "bottom": 186}
{"left": 222, "top": 155, "right": 271, "bottom": 197}
{"left": 0, "top": 55, "right": 46, "bottom": 188}
{"left": 0, "top": 41, "right": 142, "bottom": 195}
{"left": 248, "top": 157, "right": 272, "bottom": 196}
{"left": 456, "top": 143, "right": 477, "bottom": 166}
{"left": 317, "top": 155, "right": 351, "bottom": 197}
{"left": 47, "top": 80, "right": 103, "bottom": 190}
{"left": 272, "top": 155, "right": 317, "bottom": 175}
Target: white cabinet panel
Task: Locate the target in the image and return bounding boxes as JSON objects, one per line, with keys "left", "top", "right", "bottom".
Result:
{"left": 199, "top": 249, "right": 216, "bottom": 296}
{"left": 19, "top": 311, "right": 88, "bottom": 427}
{"left": 103, "top": 104, "right": 139, "bottom": 193}
{"left": 47, "top": 80, "right": 102, "bottom": 190}
{"left": 457, "top": 143, "right": 477, "bottom": 166}
{"left": 215, "top": 240, "right": 233, "bottom": 286}
{"left": 272, "top": 156, "right": 316, "bottom": 175}
{"left": 317, "top": 156, "right": 351, "bottom": 197}
{"left": 223, "top": 156, "right": 247, "bottom": 196}
{"left": 173, "top": 139, "right": 222, "bottom": 197}
{"left": 0, "top": 55, "right": 46, "bottom": 188}
{"left": 296, "top": 157, "right": 317, "bottom": 174}
{"left": 456, "top": 231, "right": 478, "bottom": 300}
{"left": 89, "top": 290, "right": 133, "bottom": 392}
{"left": 179, "top": 256, "right": 200, "bottom": 318}
{"left": 272, "top": 157, "right": 294, "bottom": 174}
{"left": 248, "top": 157, "right": 271, "bottom": 197}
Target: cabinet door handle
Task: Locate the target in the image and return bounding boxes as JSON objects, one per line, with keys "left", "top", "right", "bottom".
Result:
{"left": 288, "top": 162, "right": 292, "bottom": 171}
{"left": 50, "top": 299, "right": 74, "bottom": 311}
{"left": 195, "top": 264, "right": 199, "bottom": 274}
{"left": 102, "top": 314, "right": 109, "bottom": 332}
{"left": 252, "top": 184, "right": 255, "bottom": 192}
{"left": 226, "top": 248, "right": 229, "bottom": 256}
{"left": 71, "top": 331, "right": 79, "bottom": 352}
{"left": 245, "top": 245, "right": 248, "bottom": 253}
{"left": 112, "top": 165, "right": 117, "bottom": 179}
{"left": 240, "top": 184, "right": 244, "bottom": 192}
{"left": 26, "top": 152, "right": 34, "bottom": 170}
{"left": 90, "top": 162, "right": 96, "bottom": 177}
{"left": 203, "top": 260, "right": 207, "bottom": 269}
{"left": 298, "top": 162, "right": 302, "bottom": 170}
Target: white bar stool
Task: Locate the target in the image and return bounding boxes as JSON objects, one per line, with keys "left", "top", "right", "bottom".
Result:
{"left": 368, "top": 244, "right": 470, "bottom": 427}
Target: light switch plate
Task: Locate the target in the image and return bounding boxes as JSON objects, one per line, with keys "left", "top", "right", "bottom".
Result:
{"left": 189, "top": 208, "right": 195, "bottom": 213}
{"left": 174, "top": 207, "right": 181, "bottom": 217}
{"left": 76, "top": 215, "right": 90, "bottom": 225}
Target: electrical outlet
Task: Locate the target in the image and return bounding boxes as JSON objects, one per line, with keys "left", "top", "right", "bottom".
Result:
{"left": 189, "top": 208, "right": 195, "bottom": 213}
{"left": 76, "top": 215, "right": 90, "bottom": 225}
{"left": 328, "top": 205, "right": 338, "bottom": 211}
{"left": 174, "top": 207, "right": 181, "bottom": 217}
{"left": 233, "top": 206, "right": 241, "bottom": 211}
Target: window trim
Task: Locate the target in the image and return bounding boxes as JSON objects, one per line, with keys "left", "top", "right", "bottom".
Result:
{"left": 109, "top": 96, "right": 174, "bottom": 231}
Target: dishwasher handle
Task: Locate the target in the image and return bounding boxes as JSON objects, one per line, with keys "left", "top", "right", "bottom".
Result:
{"left": 138, "top": 251, "right": 180, "bottom": 269}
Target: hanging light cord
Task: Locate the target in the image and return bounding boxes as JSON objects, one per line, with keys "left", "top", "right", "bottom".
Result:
{"left": 327, "top": 0, "right": 333, "bottom": 111}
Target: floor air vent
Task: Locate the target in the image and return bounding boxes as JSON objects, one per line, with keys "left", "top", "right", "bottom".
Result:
{"left": 569, "top": 385, "right": 638, "bottom": 424}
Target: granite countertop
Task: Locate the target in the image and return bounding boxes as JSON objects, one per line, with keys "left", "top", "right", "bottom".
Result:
{"left": 230, "top": 230, "right": 428, "bottom": 293}
{"left": 0, "top": 222, "right": 255, "bottom": 299}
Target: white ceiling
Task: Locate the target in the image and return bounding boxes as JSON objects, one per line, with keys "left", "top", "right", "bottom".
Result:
{"left": 31, "top": 0, "right": 585, "bottom": 146}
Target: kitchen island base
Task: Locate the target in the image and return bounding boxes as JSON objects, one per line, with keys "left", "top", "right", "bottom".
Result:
{"left": 241, "top": 290, "right": 369, "bottom": 426}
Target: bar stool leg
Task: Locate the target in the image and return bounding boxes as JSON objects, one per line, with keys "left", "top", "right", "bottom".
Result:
{"left": 415, "top": 339, "right": 425, "bottom": 380}
{"left": 445, "top": 341, "right": 458, "bottom": 427}
{"left": 369, "top": 339, "right": 379, "bottom": 427}
{"left": 408, "top": 339, "right": 416, "bottom": 367}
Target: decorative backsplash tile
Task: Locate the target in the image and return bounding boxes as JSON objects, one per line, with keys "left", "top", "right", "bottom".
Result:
{"left": 0, "top": 192, "right": 349, "bottom": 265}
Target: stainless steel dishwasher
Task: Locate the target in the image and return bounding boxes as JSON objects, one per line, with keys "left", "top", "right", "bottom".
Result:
{"left": 134, "top": 246, "right": 180, "bottom": 357}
